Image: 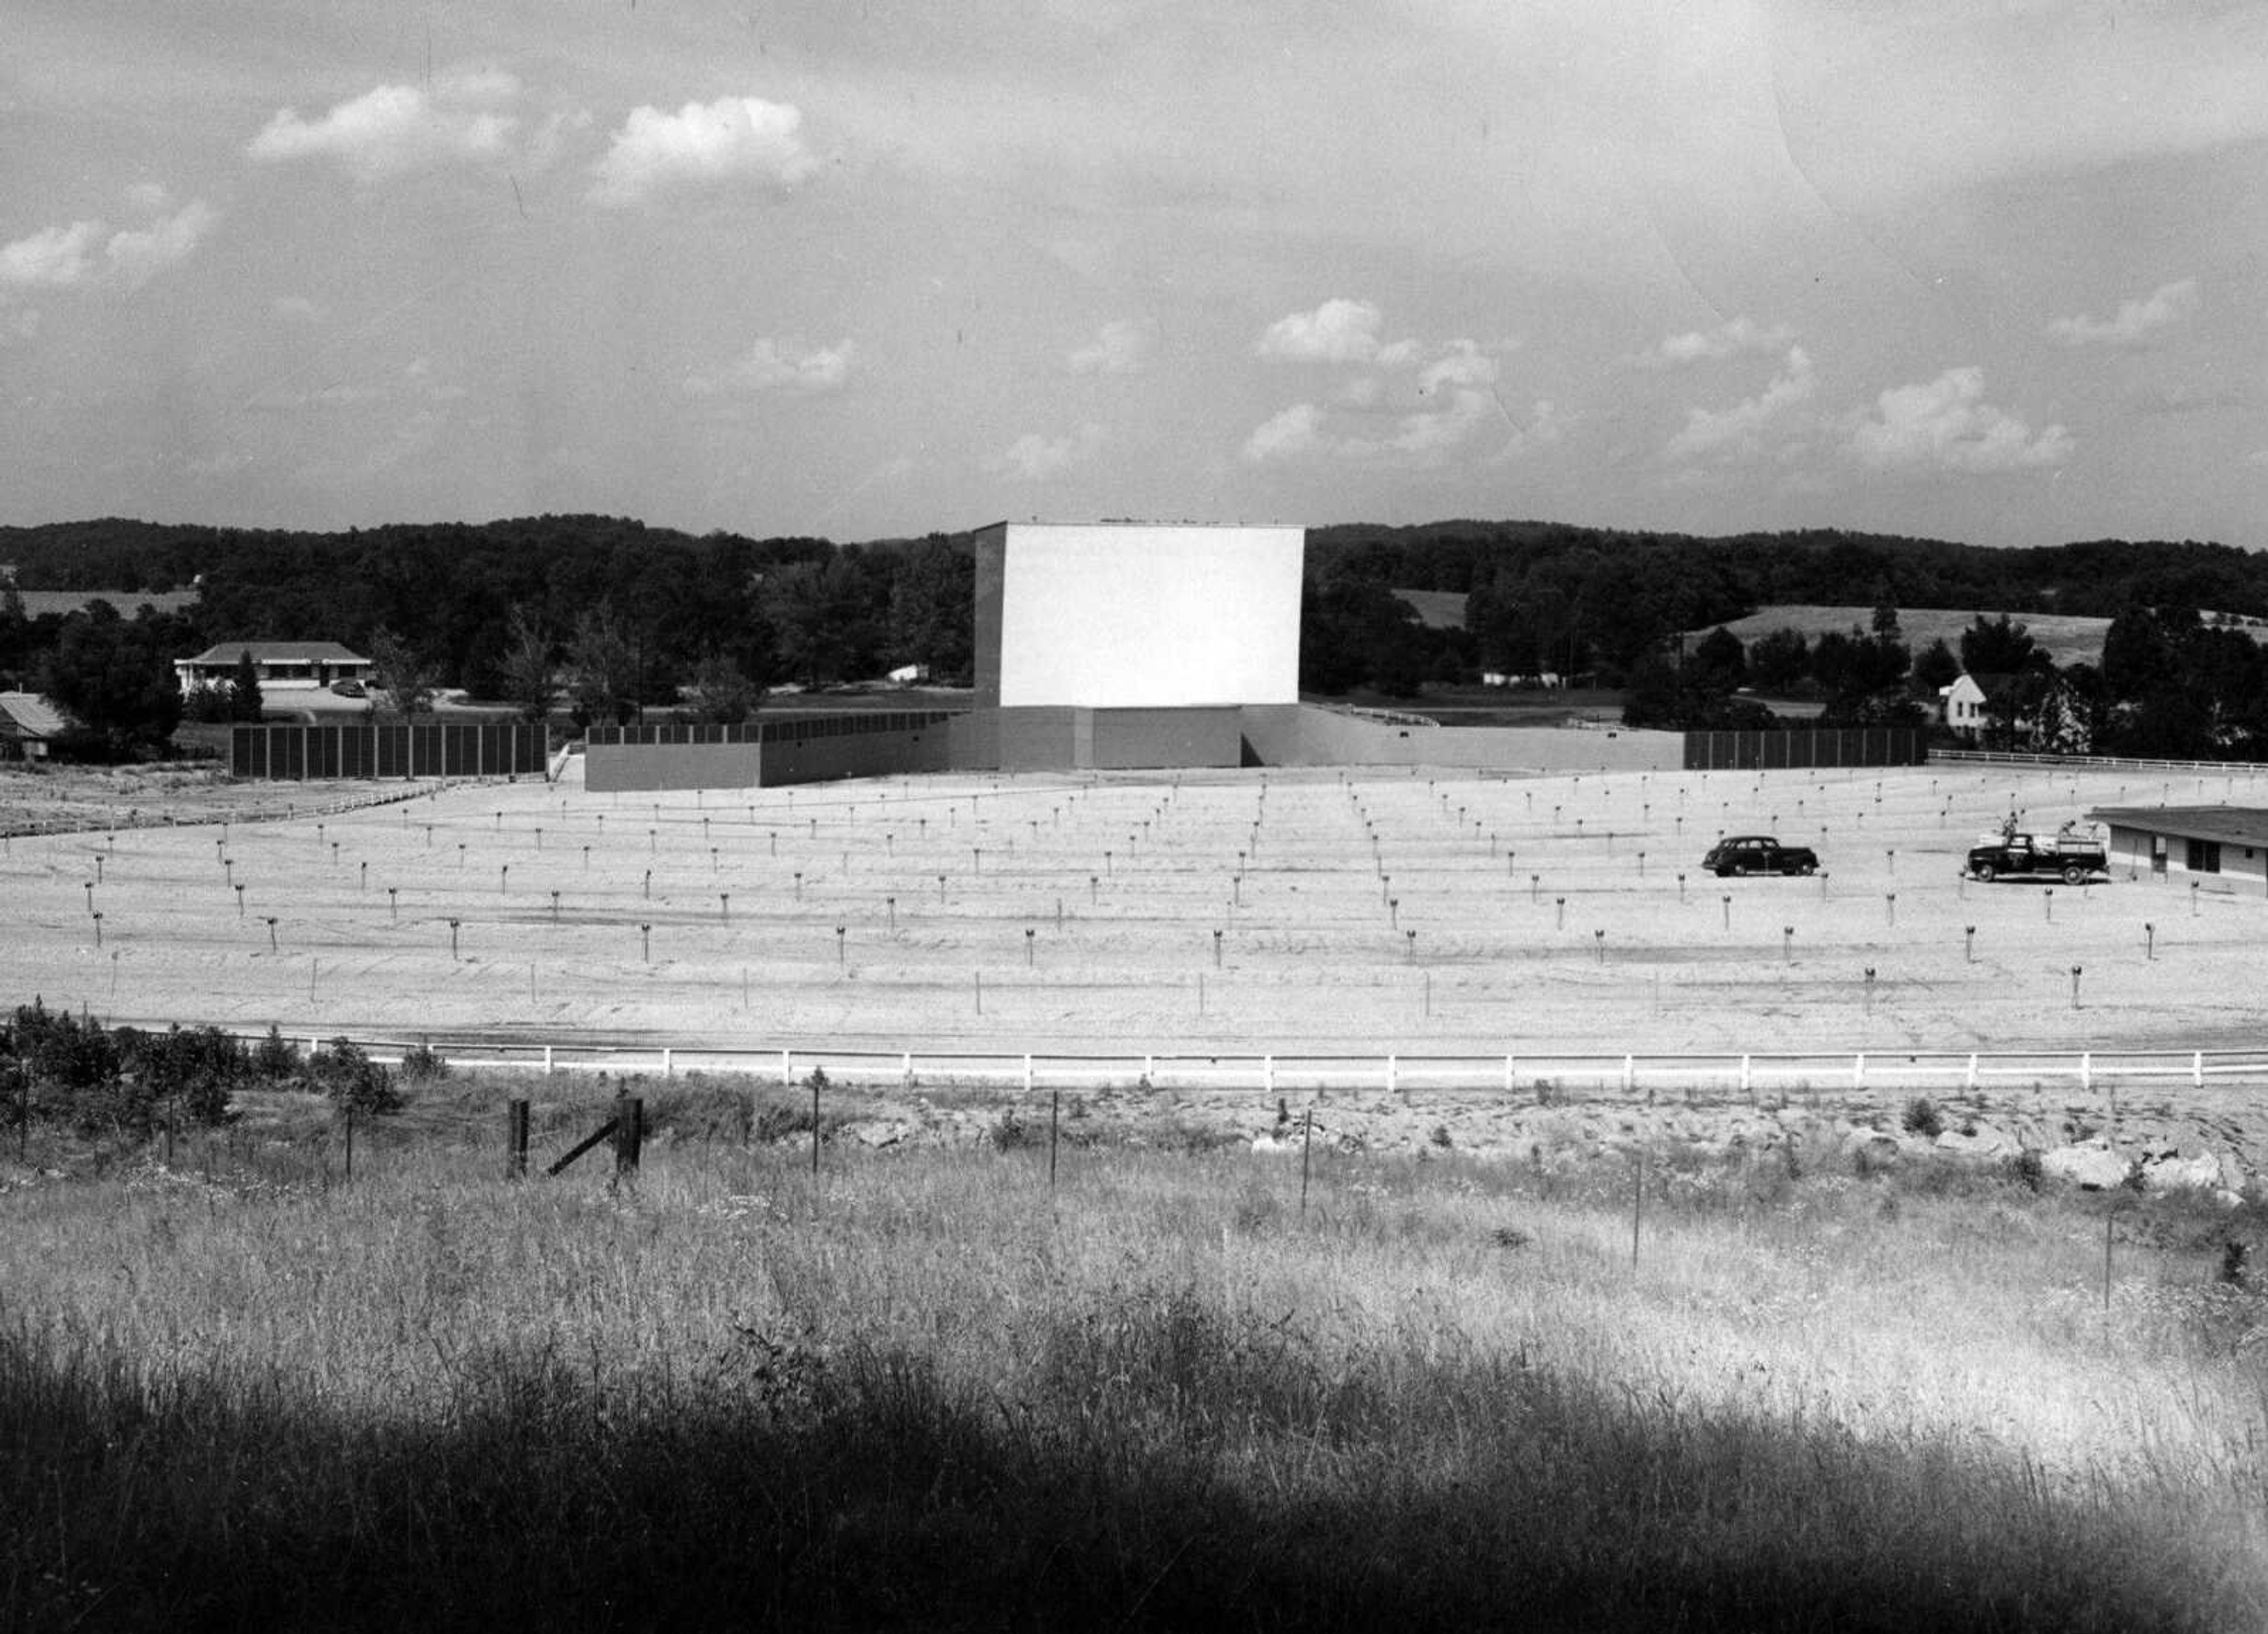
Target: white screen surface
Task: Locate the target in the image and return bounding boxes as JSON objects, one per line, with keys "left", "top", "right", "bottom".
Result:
{"left": 993, "top": 525, "right": 1304, "bottom": 707}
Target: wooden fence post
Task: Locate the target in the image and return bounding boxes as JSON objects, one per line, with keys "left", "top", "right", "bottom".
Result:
{"left": 507, "top": 1099, "right": 530, "bottom": 1179}
{"left": 1300, "top": 1107, "right": 1314, "bottom": 1217}
{"left": 613, "top": 1093, "right": 642, "bottom": 1179}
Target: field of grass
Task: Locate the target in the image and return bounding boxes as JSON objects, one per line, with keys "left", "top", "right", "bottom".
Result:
{"left": 1696, "top": 606, "right": 2117, "bottom": 670}
{"left": 4, "top": 1080, "right": 2266, "bottom": 1630}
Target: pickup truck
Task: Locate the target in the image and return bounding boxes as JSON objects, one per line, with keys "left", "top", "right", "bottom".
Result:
{"left": 1964, "top": 830, "right": 2107, "bottom": 885}
{"left": 1703, "top": 835, "right": 1820, "bottom": 877}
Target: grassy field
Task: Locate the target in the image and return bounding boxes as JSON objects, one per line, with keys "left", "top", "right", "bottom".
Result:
{"left": 4, "top": 1077, "right": 2266, "bottom": 1630}
{"left": 1695, "top": 606, "right": 2117, "bottom": 670}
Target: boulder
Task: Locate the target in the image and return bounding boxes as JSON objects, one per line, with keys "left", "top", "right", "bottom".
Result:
{"left": 1935, "top": 1124, "right": 2021, "bottom": 1163}
{"left": 2041, "top": 1139, "right": 2129, "bottom": 1191}
{"left": 2142, "top": 1151, "right": 2224, "bottom": 1193}
{"left": 1840, "top": 1127, "right": 1904, "bottom": 1170}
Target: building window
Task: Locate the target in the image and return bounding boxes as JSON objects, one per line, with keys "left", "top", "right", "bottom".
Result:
{"left": 2186, "top": 837, "right": 2222, "bottom": 873}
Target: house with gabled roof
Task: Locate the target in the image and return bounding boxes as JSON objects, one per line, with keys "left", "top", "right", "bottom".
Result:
{"left": 0, "top": 692, "right": 68, "bottom": 759}
{"left": 174, "top": 641, "right": 373, "bottom": 697}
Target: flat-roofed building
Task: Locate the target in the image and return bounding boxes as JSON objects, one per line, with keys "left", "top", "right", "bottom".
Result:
{"left": 2086, "top": 805, "right": 2268, "bottom": 889}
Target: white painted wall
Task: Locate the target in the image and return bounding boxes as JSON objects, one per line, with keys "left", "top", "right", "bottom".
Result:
{"left": 993, "top": 524, "right": 1303, "bottom": 707}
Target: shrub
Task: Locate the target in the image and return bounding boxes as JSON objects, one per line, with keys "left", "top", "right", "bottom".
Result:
{"left": 118, "top": 1023, "right": 247, "bottom": 1126}
{"left": 11, "top": 1000, "right": 119, "bottom": 1094}
{"left": 399, "top": 1040, "right": 451, "bottom": 1084}
{"left": 1902, "top": 1095, "right": 1944, "bottom": 1139}
{"left": 307, "top": 1038, "right": 402, "bottom": 1115}
{"left": 6, "top": 1002, "right": 151, "bottom": 1135}
{"left": 250, "top": 1023, "right": 299, "bottom": 1082}
{"left": 988, "top": 1106, "right": 1032, "bottom": 1151}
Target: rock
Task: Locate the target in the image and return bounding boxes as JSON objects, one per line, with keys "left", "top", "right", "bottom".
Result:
{"left": 2041, "top": 1139, "right": 2129, "bottom": 1191}
{"left": 842, "top": 1119, "right": 912, "bottom": 1149}
{"left": 1935, "top": 1124, "right": 2021, "bottom": 1162}
{"left": 2142, "top": 1151, "right": 2224, "bottom": 1193}
{"left": 1840, "top": 1127, "right": 1904, "bottom": 1170}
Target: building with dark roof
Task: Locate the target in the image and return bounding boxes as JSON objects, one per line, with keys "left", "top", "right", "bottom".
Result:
{"left": 174, "top": 641, "right": 372, "bottom": 697}
{"left": 0, "top": 692, "right": 67, "bottom": 759}
{"left": 2085, "top": 805, "right": 2268, "bottom": 890}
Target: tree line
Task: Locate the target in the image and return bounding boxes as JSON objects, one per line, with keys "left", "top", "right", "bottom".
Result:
{"left": 4, "top": 514, "right": 2267, "bottom": 759}
{"left": 1627, "top": 604, "right": 2268, "bottom": 761}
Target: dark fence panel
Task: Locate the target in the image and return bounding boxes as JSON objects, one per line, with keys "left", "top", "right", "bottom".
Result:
{"left": 585, "top": 711, "right": 960, "bottom": 749}
{"left": 1683, "top": 728, "right": 1928, "bottom": 772}
{"left": 233, "top": 722, "right": 549, "bottom": 780}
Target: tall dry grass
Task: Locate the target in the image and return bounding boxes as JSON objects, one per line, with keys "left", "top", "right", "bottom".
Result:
{"left": 3, "top": 1085, "right": 2265, "bottom": 1630}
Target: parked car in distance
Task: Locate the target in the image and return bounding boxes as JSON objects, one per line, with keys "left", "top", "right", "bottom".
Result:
{"left": 328, "top": 679, "right": 367, "bottom": 697}
{"left": 1703, "top": 835, "right": 1820, "bottom": 876}
{"left": 1964, "top": 829, "right": 2107, "bottom": 885}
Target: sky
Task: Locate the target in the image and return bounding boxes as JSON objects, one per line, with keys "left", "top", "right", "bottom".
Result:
{"left": 5, "top": 1, "right": 2267, "bottom": 551}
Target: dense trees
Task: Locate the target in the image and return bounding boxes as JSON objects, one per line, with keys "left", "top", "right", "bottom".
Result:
{"left": 5, "top": 513, "right": 2268, "bottom": 758}
{"left": 35, "top": 604, "right": 181, "bottom": 758}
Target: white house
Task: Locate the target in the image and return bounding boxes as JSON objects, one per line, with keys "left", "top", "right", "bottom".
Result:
{"left": 1938, "top": 673, "right": 1990, "bottom": 735}
{"left": 175, "top": 641, "right": 373, "bottom": 697}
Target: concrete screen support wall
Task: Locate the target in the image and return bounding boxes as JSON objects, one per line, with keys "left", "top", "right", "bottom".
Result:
{"left": 975, "top": 523, "right": 1303, "bottom": 709}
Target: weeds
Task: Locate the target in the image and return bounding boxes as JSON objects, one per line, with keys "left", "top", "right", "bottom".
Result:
{"left": 3, "top": 1114, "right": 2266, "bottom": 1630}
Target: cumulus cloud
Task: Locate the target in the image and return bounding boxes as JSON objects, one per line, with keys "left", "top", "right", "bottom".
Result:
{"left": 1342, "top": 340, "right": 1505, "bottom": 464}
{"left": 1850, "top": 367, "right": 2073, "bottom": 473}
{"left": 688, "top": 337, "right": 855, "bottom": 395}
{"left": 1664, "top": 346, "right": 1816, "bottom": 462}
{"left": 2047, "top": 278, "right": 2199, "bottom": 348}
{"left": 1069, "top": 317, "right": 1158, "bottom": 375}
{"left": 1241, "top": 401, "right": 1327, "bottom": 463}
{"left": 1634, "top": 315, "right": 1794, "bottom": 368}
{"left": 1, "top": 197, "right": 214, "bottom": 293}
{"left": 1254, "top": 299, "right": 1416, "bottom": 366}
{"left": 247, "top": 78, "right": 517, "bottom": 180}
{"left": 588, "top": 96, "right": 817, "bottom": 207}
{"left": 1246, "top": 342, "right": 1542, "bottom": 467}
{"left": 1243, "top": 342, "right": 1542, "bottom": 464}
{"left": 994, "top": 423, "right": 1106, "bottom": 480}
{"left": 0, "top": 220, "right": 104, "bottom": 289}
{"left": 104, "top": 200, "right": 216, "bottom": 288}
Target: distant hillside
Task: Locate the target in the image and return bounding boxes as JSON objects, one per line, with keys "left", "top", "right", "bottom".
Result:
{"left": 1693, "top": 606, "right": 2115, "bottom": 670}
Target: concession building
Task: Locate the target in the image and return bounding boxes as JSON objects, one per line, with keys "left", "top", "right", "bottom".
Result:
{"left": 2086, "top": 806, "right": 2268, "bottom": 891}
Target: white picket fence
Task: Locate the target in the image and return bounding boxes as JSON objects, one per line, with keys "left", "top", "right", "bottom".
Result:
{"left": 233, "top": 1034, "right": 2268, "bottom": 1098}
